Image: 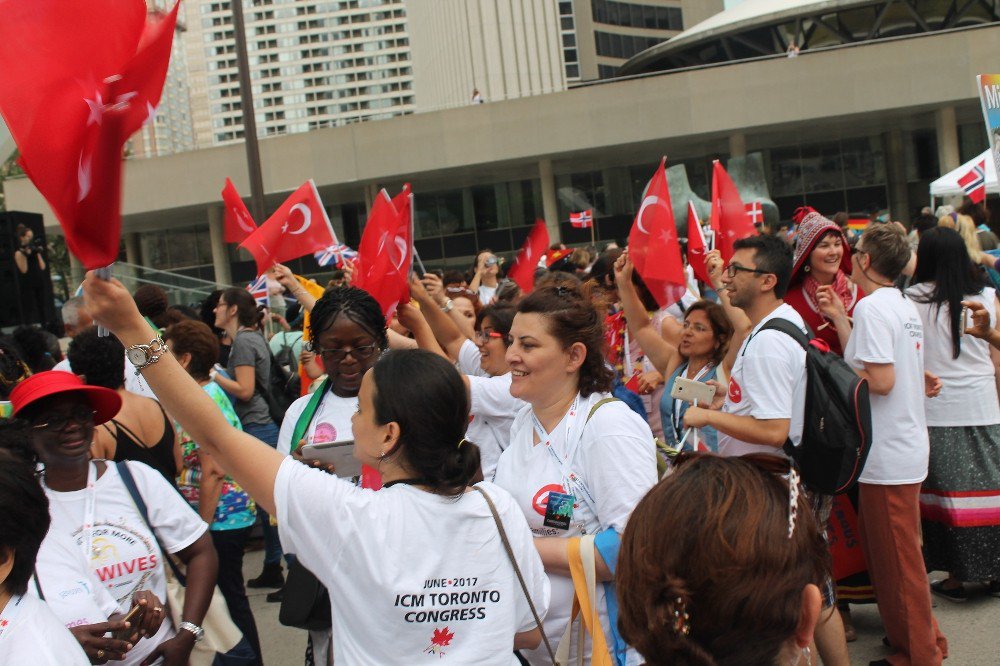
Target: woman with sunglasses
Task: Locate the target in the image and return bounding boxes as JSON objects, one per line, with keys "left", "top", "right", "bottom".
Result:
{"left": 9, "top": 371, "right": 217, "bottom": 666}
{"left": 81, "top": 274, "right": 550, "bottom": 665}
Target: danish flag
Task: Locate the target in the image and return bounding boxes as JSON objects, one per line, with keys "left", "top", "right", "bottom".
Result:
{"left": 570, "top": 210, "right": 593, "bottom": 229}
{"left": 246, "top": 274, "right": 269, "bottom": 309}
{"left": 315, "top": 244, "right": 358, "bottom": 268}
{"left": 745, "top": 201, "right": 764, "bottom": 225}
{"left": 958, "top": 160, "right": 987, "bottom": 204}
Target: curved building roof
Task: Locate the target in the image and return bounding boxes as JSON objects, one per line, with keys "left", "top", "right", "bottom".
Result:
{"left": 619, "top": 0, "right": 999, "bottom": 75}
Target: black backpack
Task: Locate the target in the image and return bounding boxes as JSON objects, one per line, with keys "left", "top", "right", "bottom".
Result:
{"left": 254, "top": 346, "right": 299, "bottom": 427}
{"left": 754, "top": 319, "right": 872, "bottom": 495}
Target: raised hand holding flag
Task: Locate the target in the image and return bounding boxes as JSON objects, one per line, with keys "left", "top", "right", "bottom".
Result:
{"left": 222, "top": 178, "right": 257, "bottom": 243}
{"left": 628, "top": 158, "right": 686, "bottom": 308}
{"left": 686, "top": 202, "right": 712, "bottom": 285}
{"left": 239, "top": 179, "right": 337, "bottom": 276}
{"left": 0, "top": 0, "right": 179, "bottom": 269}
{"left": 508, "top": 220, "right": 550, "bottom": 293}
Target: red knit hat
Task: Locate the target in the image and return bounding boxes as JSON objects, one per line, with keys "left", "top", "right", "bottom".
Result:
{"left": 9, "top": 371, "right": 121, "bottom": 425}
{"left": 790, "top": 207, "right": 852, "bottom": 284}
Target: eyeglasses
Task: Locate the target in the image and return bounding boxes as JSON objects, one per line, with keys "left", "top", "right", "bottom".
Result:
{"left": 724, "top": 263, "right": 770, "bottom": 278}
{"left": 32, "top": 406, "right": 96, "bottom": 432}
{"left": 305, "top": 342, "right": 380, "bottom": 362}
{"left": 475, "top": 328, "right": 504, "bottom": 344}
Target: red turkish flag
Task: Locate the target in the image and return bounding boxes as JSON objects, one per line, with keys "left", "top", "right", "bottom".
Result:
{"left": 354, "top": 187, "right": 412, "bottom": 319}
{"left": 628, "top": 159, "right": 686, "bottom": 308}
{"left": 686, "top": 202, "right": 712, "bottom": 285}
{"left": 508, "top": 220, "right": 550, "bottom": 293}
{"left": 710, "top": 160, "right": 756, "bottom": 262}
{"left": 239, "top": 180, "right": 337, "bottom": 276}
{"left": 222, "top": 178, "right": 257, "bottom": 243}
{"left": 0, "top": 0, "right": 179, "bottom": 269}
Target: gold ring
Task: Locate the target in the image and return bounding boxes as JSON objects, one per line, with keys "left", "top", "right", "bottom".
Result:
{"left": 154, "top": 607, "right": 162, "bottom": 613}
{"left": 97, "top": 649, "right": 105, "bottom": 659}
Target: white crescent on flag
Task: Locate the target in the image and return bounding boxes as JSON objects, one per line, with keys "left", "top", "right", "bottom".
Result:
{"left": 636, "top": 195, "right": 666, "bottom": 234}
{"left": 287, "top": 203, "right": 312, "bottom": 235}
{"left": 234, "top": 207, "right": 255, "bottom": 233}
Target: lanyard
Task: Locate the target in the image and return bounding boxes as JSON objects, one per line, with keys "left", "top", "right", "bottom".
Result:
{"left": 529, "top": 396, "right": 598, "bottom": 518}
{"left": 0, "top": 595, "right": 25, "bottom": 641}
{"left": 80, "top": 462, "right": 98, "bottom": 566}
{"left": 671, "top": 363, "right": 715, "bottom": 442}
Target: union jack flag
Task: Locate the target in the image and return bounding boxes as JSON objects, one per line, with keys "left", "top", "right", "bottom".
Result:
{"left": 958, "top": 160, "right": 987, "bottom": 204}
{"left": 315, "top": 243, "right": 358, "bottom": 268}
{"left": 246, "top": 274, "right": 269, "bottom": 308}
{"left": 569, "top": 210, "right": 593, "bottom": 229}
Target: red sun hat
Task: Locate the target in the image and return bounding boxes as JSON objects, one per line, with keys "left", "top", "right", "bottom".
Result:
{"left": 9, "top": 371, "right": 122, "bottom": 425}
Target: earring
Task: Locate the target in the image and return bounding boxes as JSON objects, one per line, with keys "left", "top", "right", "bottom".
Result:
{"left": 803, "top": 265, "right": 811, "bottom": 273}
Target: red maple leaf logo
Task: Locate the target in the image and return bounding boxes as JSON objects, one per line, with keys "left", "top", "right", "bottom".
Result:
{"left": 431, "top": 627, "right": 455, "bottom": 647}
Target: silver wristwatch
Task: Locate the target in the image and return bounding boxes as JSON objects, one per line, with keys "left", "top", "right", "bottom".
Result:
{"left": 442, "top": 299, "right": 455, "bottom": 313}
{"left": 125, "top": 337, "right": 169, "bottom": 375}
{"left": 178, "top": 620, "right": 205, "bottom": 643}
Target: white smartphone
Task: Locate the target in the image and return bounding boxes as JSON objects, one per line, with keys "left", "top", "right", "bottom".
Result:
{"left": 670, "top": 376, "right": 716, "bottom": 406}
{"left": 299, "top": 440, "right": 361, "bottom": 479}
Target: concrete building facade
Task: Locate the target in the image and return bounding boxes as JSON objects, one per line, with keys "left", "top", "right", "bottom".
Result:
{"left": 6, "top": 1, "right": 997, "bottom": 287}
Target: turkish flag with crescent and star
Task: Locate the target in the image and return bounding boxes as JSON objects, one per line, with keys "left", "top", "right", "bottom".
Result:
{"left": 353, "top": 186, "right": 413, "bottom": 319}
{"left": 628, "top": 158, "right": 686, "bottom": 308}
{"left": 710, "top": 160, "right": 756, "bottom": 263}
{"left": 687, "top": 202, "right": 712, "bottom": 285}
{"left": 239, "top": 179, "right": 337, "bottom": 276}
{"left": 0, "top": 0, "right": 179, "bottom": 269}
{"left": 508, "top": 219, "right": 550, "bottom": 293}
{"left": 222, "top": 178, "right": 257, "bottom": 243}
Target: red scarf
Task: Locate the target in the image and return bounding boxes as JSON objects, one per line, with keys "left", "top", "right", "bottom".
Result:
{"left": 802, "top": 271, "right": 855, "bottom": 315}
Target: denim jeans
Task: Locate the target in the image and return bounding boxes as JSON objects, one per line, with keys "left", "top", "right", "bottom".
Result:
{"left": 211, "top": 527, "right": 262, "bottom": 666}
{"left": 243, "top": 421, "right": 285, "bottom": 566}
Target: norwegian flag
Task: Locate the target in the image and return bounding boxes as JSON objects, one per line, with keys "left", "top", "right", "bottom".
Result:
{"left": 569, "top": 210, "right": 593, "bottom": 229}
{"left": 745, "top": 201, "right": 764, "bottom": 225}
{"left": 246, "top": 274, "right": 269, "bottom": 309}
{"left": 315, "top": 243, "right": 358, "bottom": 268}
{"left": 958, "top": 160, "right": 987, "bottom": 204}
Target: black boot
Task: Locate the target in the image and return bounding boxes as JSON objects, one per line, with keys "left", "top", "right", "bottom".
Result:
{"left": 247, "top": 562, "right": 284, "bottom": 589}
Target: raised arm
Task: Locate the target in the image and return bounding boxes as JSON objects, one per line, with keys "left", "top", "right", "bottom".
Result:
{"left": 410, "top": 274, "right": 467, "bottom": 360}
{"left": 612, "top": 251, "right": 681, "bottom": 376}
{"left": 396, "top": 301, "right": 450, "bottom": 361}
{"left": 273, "top": 263, "right": 317, "bottom": 312}
{"left": 83, "top": 273, "right": 283, "bottom": 516}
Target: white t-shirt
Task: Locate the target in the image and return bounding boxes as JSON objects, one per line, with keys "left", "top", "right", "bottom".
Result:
{"left": 33, "top": 461, "right": 208, "bottom": 665}
{"left": 478, "top": 284, "right": 498, "bottom": 305}
{"left": 493, "top": 392, "right": 656, "bottom": 666}
{"left": 0, "top": 593, "right": 89, "bottom": 665}
{"left": 467, "top": 373, "right": 524, "bottom": 480}
{"left": 274, "top": 459, "right": 549, "bottom": 665}
{"left": 719, "top": 304, "right": 807, "bottom": 458}
{"left": 457, "top": 339, "right": 490, "bottom": 378}
{"left": 906, "top": 284, "right": 1000, "bottom": 427}
{"left": 277, "top": 389, "right": 357, "bottom": 456}
{"left": 845, "top": 287, "right": 928, "bottom": 485}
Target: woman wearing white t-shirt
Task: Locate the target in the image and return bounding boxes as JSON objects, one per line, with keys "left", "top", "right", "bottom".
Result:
{"left": 907, "top": 227, "right": 1000, "bottom": 601}
{"left": 0, "top": 445, "right": 89, "bottom": 665}
{"left": 494, "top": 284, "right": 658, "bottom": 666}
{"left": 9, "top": 371, "right": 217, "bottom": 666}
{"left": 82, "top": 272, "right": 551, "bottom": 666}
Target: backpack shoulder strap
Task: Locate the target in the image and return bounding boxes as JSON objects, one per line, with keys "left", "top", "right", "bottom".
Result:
{"left": 116, "top": 461, "right": 187, "bottom": 586}
{"left": 756, "top": 318, "right": 812, "bottom": 350}
{"left": 290, "top": 378, "right": 330, "bottom": 454}
{"left": 585, "top": 397, "right": 619, "bottom": 425}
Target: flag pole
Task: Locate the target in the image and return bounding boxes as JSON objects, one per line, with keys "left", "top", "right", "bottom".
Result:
{"left": 589, "top": 217, "right": 595, "bottom": 248}
{"left": 409, "top": 191, "right": 427, "bottom": 276}
{"left": 230, "top": 0, "right": 266, "bottom": 223}
{"left": 95, "top": 265, "right": 113, "bottom": 337}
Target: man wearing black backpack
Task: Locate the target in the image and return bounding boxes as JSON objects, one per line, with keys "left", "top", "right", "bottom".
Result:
{"left": 684, "top": 234, "right": 851, "bottom": 666}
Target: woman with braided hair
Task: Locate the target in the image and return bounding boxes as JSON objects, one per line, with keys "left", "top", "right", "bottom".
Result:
{"left": 617, "top": 454, "right": 827, "bottom": 666}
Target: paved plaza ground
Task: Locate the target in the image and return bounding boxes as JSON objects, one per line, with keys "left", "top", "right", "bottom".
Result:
{"left": 242, "top": 548, "right": 999, "bottom": 665}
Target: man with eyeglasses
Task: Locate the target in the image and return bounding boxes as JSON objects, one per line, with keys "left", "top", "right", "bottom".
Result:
{"left": 684, "top": 234, "right": 808, "bottom": 460}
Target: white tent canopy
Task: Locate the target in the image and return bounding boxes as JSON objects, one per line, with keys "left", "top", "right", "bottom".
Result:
{"left": 929, "top": 149, "right": 998, "bottom": 198}
{"left": 0, "top": 117, "right": 12, "bottom": 162}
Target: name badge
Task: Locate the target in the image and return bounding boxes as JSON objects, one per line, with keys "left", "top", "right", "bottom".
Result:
{"left": 543, "top": 491, "right": 575, "bottom": 530}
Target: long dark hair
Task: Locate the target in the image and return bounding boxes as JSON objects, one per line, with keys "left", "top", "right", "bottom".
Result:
{"left": 371, "top": 350, "right": 480, "bottom": 496}
{"left": 221, "top": 287, "right": 265, "bottom": 329}
{"left": 911, "top": 227, "right": 986, "bottom": 359}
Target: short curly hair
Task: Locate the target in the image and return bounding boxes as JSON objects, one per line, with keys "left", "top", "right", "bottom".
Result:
{"left": 0, "top": 430, "right": 49, "bottom": 596}
{"left": 67, "top": 326, "right": 125, "bottom": 389}
{"left": 163, "top": 319, "right": 220, "bottom": 382}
